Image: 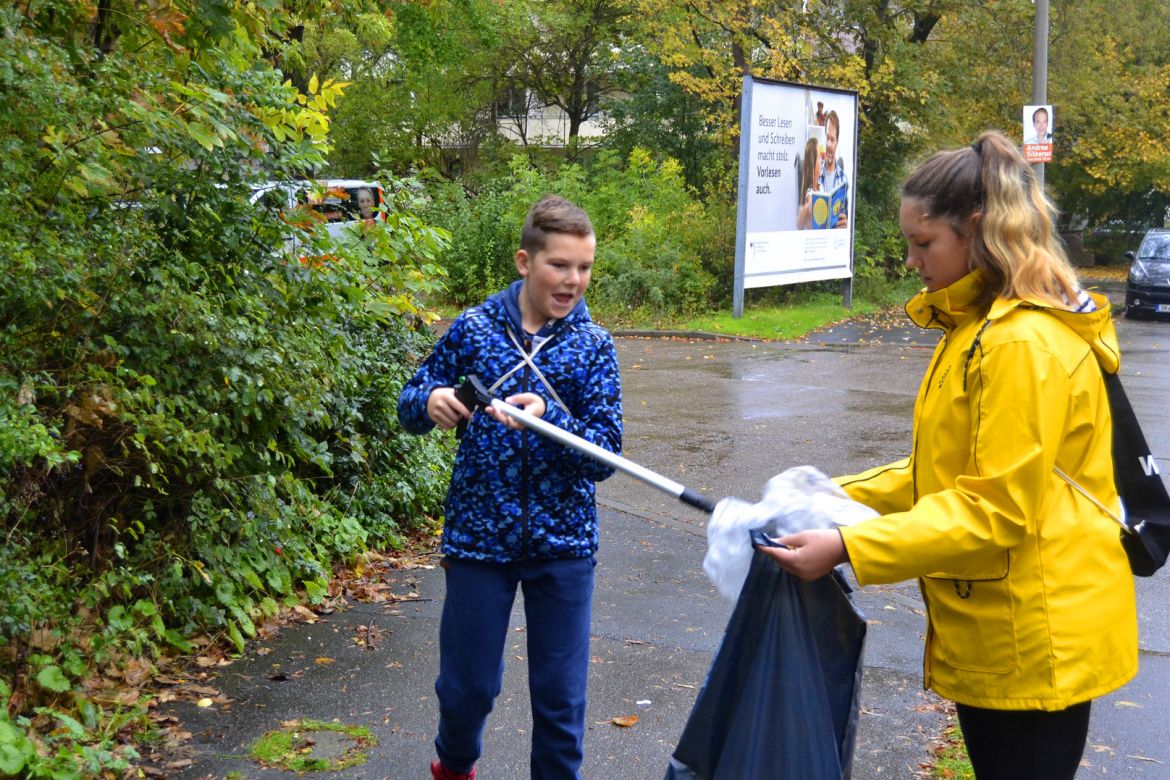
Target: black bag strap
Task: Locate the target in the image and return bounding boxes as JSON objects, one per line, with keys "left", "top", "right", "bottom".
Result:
{"left": 1104, "top": 371, "right": 1170, "bottom": 576}
{"left": 1105, "top": 372, "right": 1169, "bottom": 509}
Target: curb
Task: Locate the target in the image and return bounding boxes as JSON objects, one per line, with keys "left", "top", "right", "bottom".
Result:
{"left": 611, "top": 329, "right": 764, "bottom": 342}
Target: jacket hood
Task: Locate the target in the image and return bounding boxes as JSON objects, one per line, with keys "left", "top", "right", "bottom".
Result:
{"left": 907, "top": 270, "right": 1121, "bottom": 375}
{"left": 484, "top": 279, "right": 592, "bottom": 338}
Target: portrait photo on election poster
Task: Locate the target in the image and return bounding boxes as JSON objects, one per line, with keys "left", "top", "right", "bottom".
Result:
{"left": 738, "top": 78, "right": 858, "bottom": 291}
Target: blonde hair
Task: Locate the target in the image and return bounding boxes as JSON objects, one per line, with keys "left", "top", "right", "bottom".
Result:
{"left": 902, "top": 130, "right": 1079, "bottom": 308}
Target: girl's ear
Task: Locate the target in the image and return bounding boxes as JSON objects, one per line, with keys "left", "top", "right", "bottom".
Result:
{"left": 966, "top": 211, "right": 982, "bottom": 237}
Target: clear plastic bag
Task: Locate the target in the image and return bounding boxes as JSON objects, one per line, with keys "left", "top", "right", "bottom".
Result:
{"left": 703, "top": 466, "right": 877, "bottom": 602}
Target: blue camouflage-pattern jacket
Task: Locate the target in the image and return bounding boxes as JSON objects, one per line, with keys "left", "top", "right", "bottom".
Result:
{"left": 397, "top": 280, "right": 622, "bottom": 562}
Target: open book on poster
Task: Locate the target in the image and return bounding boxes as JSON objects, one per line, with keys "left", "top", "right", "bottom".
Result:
{"left": 810, "top": 181, "right": 848, "bottom": 229}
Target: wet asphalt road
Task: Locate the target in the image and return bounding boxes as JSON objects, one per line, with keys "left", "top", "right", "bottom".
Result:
{"left": 162, "top": 281, "right": 1170, "bottom": 779}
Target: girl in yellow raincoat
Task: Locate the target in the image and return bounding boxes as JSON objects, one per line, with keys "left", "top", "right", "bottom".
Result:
{"left": 762, "top": 130, "right": 1138, "bottom": 779}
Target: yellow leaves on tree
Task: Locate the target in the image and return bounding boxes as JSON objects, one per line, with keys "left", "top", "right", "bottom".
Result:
{"left": 255, "top": 76, "right": 350, "bottom": 147}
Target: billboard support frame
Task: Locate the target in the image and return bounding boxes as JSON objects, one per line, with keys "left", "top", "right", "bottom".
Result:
{"left": 733, "top": 74, "right": 753, "bottom": 319}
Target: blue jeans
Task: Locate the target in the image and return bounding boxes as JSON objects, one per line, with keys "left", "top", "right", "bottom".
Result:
{"left": 435, "top": 556, "right": 596, "bottom": 780}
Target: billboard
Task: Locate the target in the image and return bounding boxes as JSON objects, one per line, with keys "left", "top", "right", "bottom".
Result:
{"left": 733, "top": 77, "right": 859, "bottom": 316}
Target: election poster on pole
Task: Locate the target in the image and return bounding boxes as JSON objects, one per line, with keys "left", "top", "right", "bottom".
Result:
{"left": 1022, "top": 104, "right": 1053, "bottom": 163}
{"left": 733, "top": 77, "right": 859, "bottom": 317}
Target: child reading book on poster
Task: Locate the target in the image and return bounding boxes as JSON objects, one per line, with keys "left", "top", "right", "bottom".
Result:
{"left": 795, "top": 138, "right": 821, "bottom": 230}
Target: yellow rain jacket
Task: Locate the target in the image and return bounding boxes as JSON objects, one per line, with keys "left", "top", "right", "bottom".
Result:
{"left": 839, "top": 271, "right": 1137, "bottom": 711}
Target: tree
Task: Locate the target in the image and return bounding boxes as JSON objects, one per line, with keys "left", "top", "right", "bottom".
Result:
{"left": 1044, "top": 0, "right": 1170, "bottom": 230}
{"left": 629, "top": 0, "right": 937, "bottom": 272}
{"left": 284, "top": 0, "right": 520, "bottom": 176}
{"left": 600, "top": 44, "right": 724, "bottom": 190}
{"left": 1, "top": 2, "right": 450, "bottom": 771}
{"left": 901, "top": 0, "right": 1170, "bottom": 232}
{"left": 510, "top": 0, "right": 634, "bottom": 150}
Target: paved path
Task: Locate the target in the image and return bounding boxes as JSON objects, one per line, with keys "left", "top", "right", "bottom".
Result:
{"left": 162, "top": 280, "right": 1170, "bottom": 778}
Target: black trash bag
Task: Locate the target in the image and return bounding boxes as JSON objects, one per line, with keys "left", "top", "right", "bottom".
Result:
{"left": 664, "top": 551, "right": 867, "bottom": 780}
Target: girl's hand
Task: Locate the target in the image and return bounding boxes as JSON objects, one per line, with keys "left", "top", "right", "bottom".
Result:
{"left": 757, "top": 529, "right": 849, "bottom": 581}
{"left": 485, "top": 393, "right": 546, "bottom": 430}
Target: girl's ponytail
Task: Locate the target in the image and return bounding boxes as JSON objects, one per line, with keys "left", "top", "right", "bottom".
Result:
{"left": 973, "top": 131, "right": 1078, "bottom": 306}
{"left": 903, "top": 130, "right": 1079, "bottom": 308}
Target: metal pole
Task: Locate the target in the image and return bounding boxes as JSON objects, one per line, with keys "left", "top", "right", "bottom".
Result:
{"left": 1032, "top": 0, "right": 1049, "bottom": 186}
{"left": 488, "top": 399, "right": 718, "bottom": 513}
{"left": 732, "top": 75, "right": 753, "bottom": 319}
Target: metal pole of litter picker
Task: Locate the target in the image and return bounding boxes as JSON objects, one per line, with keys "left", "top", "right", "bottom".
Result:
{"left": 488, "top": 399, "right": 716, "bottom": 513}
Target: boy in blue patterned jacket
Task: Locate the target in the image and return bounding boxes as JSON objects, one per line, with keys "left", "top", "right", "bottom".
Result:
{"left": 398, "top": 194, "right": 623, "bottom": 780}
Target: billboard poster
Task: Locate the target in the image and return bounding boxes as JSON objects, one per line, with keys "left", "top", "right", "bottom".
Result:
{"left": 1023, "top": 104, "right": 1053, "bottom": 163}
{"left": 733, "top": 77, "right": 859, "bottom": 314}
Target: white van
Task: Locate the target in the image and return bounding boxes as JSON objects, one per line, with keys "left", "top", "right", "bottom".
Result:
{"left": 251, "top": 179, "right": 386, "bottom": 246}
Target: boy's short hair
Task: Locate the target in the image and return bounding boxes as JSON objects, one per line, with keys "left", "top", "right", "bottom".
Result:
{"left": 520, "top": 194, "right": 594, "bottom": 254}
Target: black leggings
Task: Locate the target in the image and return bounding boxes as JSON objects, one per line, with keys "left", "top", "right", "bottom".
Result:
{"left": 956, "top": 701, "right": 1091, "bottom": 780}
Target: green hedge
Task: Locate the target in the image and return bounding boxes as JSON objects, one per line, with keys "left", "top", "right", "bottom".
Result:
{"left": 0, "top": 8, "right": 452, "bottom": 774}
{"left": 421, "top": 148, "right": 728, "bottom": 315}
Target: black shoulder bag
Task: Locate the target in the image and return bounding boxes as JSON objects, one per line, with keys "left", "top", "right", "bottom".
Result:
{"left": 1103, "top": 372, "right": 1170, "bottom": 576}
{"left": 972, "top": 313, "right": 1170, "bottom": 576}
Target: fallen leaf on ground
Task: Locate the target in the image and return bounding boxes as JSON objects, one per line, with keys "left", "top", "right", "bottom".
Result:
{"left": 292, "top": 605, "right": 318, "bottom": 623}
{"left": 610, "top": 715, "right": 638, "bottom": 727}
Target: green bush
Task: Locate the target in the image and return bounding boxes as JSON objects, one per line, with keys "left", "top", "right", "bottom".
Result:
{"left": 852, "top": 205, "right": 917, "bottom": 307}
{"left": 422, "top": 147, "right": 725, "bottom": 315}
{"left": 0, "top": 6, "right": 454, "bottom": 773}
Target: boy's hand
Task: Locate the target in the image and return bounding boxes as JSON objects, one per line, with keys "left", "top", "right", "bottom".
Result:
{"left": 486, "top": 393, "right": 545, "bottom": 430}
{"left": 427, "top": 387, "right": 472, "bottom": 430}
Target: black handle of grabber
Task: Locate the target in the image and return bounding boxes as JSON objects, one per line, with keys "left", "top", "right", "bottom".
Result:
{"left": 680, "top": 488, "right": 717, "bottom": 514}
{"left": 453, "top": 375, "right": 494, "bottom": 438}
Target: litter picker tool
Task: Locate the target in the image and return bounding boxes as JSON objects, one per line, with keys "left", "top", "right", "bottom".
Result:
{"left": 454, "top": 374, "right": 717, "bottom": 514}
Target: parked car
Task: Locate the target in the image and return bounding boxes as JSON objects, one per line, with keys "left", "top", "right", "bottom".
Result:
{"left": 1124, "top": 228, "right": 1170, "bottom": 319}
{"left": 252, "top": 179, "right": 384, "bottom": 230}
{"left": 248, "top": 180, "right": 385, "bottom": 267}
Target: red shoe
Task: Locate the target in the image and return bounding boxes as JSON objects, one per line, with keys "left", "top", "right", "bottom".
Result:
{"left": 431, "top": 759, "right": 476, "bottom": 780}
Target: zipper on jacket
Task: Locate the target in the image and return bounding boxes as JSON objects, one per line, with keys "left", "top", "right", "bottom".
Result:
{"left": 519, "top": 334, "right": 534, "bottom": 559}
{"left": 919, "top": 581, "right": 935, "bottom": 689}
{"left": 910, "top": 339, "right": 948, "bottom": 670}
{"left": 962, "top": 319, "right": 993, "bottom": 392}
{"left": 520, "top": 432, "right": 531, "bottom": 558}
{"left": 911, "top": 323, "right": 949, "bottom": 506}
{"left": 913, "top": 322, "right": 981, "bottom": 599}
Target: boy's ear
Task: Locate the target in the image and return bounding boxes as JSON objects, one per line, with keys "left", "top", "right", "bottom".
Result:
{"left": 515, "top": 248, "right": 531, "bottom": 278}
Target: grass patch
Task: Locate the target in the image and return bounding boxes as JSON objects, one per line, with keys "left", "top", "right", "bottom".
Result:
{"left": 432, "top": 276, "right": 922, "bottom": 342}
{"left": 597, "top": 276, "right": 922, "bottom": 340}
{"left": 1080, "top": 263, "right": 1131, "bottom": 282}
{"left": 250, "top": 718, "right": 376, "bottom": 772}
{"left": 929, "top": 720, "right": 974, "bottom": 779}
{"left": 620, "top": 293, "right": 880, "bottom": 340}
